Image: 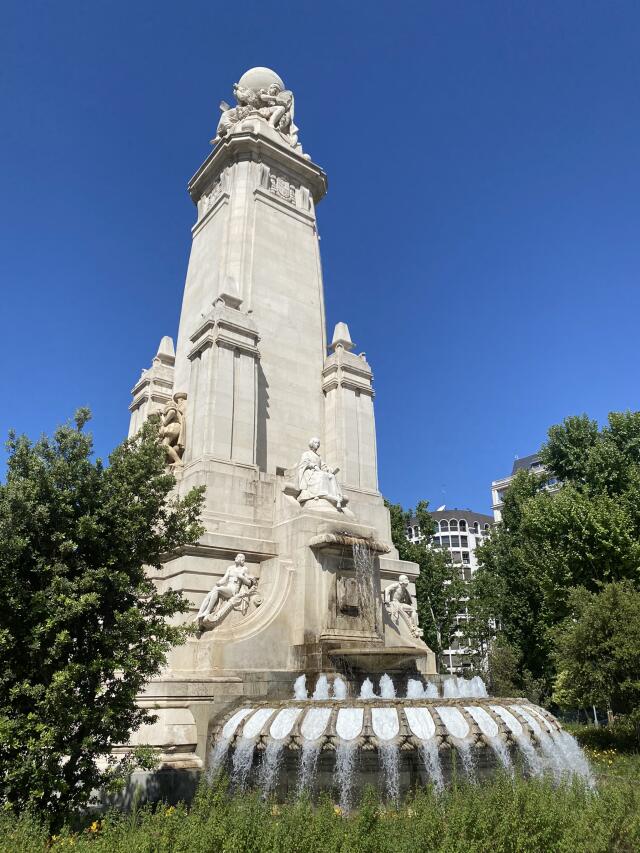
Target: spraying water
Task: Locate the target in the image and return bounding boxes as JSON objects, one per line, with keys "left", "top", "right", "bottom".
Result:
{"left": 333, "top": 676, "right": 348, "bottom": 700}
{"left": 420, "top": 740, "right": 444, "bottom": 793}
{"left": 443, "top": 676, "right": 489, "bottom": 698}
{"left": 335, "top": 741, "right": 357, "bottom": 814}
{"left": 360, "top": 678, "right": 376, "bottom": 699}
{"left": 379, "top": 673, "right": 396, "bottom": 699}
{"left": 258, "top": 740, "right": 285, "bottom": 797}
{"left": 379, "top": 742, "right": 400, "bottom": 803}
{"left": 293, "top": 674, "right": 308, "bottom": 700}
{"left": 406, "top": 678, "right": 425, "bottom": 699}
{"left": 313, "top": 674, "right": 330, "bottom": 700}
{"left": 297, "top": 741, "right": 321, "bottom": 795}
{"left": 424, "top": 681, "right": 439, "bottom": 698}
{"left": 231, "top": 738, "right": 256, "bottom": 790}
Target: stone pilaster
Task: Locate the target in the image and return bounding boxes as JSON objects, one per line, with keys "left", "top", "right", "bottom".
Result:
{"left": 185, "top": 296, "right": 260, "bottom": 464}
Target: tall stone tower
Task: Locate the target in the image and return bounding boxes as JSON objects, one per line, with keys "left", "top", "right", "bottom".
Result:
{"left": 127, "top": 68, "right": 434, "bottom": 784}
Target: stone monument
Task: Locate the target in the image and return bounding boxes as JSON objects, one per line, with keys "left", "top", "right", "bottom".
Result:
{"left": 125, "top": 67, "right": 436, "bottom": 791}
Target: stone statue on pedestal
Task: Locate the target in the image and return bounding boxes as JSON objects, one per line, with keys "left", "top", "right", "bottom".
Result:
{"left": 212, "top": 75, "right": 298, "bottom": 148}
{"left": 384, "top": 574, "right": 423, "bottom": 639}
{"left": 296, "top": 437, "right": 344, "bottom": 510}
{"left": 196, "top": 554, "right": 259, "bottom": 630}
{"left": 159, "top": 392, "right": 187, "bottom": 466}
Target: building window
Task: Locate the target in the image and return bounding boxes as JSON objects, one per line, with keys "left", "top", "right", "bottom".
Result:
{"left": 450, "top": 535, "right": 460, "bottom": 547}
{"left": 462, "top": 551, "right": 470, "bottom": 564}
{"left": 459, "top": 520, "right": 467, "bottom": 532}
{"left": 440, "top": 520, "right": 449, "bottom": 532}
{"left": 473, "top": 521, "right": 479, "bottom": 534}
{"left": 452, "top": 551, "right": 462, "bottom": 563}
{"left": 450, "top": 519, "right": 458, "bottom": 531}
{"left": 440, "top": 536, "right": 450, "bottom": 547}
{"left": 413, "top": 525, "right": 420, "bottom": 538}
{"left": 406, "top": 528, "right": 412, "bottom": 538}
{"left": 463, "top": 566, "right": 472, "bottom": 581}
{"left": 460, "top": 535, "right": 468, "bottom": 547}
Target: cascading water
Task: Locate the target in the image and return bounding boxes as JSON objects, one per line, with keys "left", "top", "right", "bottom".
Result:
{"left": 379, "top": 743, "right": 400, "bottom": 803}
{"left": 454, "top": 739, "right": 476, "bottom": 782}
{"left": 208, "top": 737, "right": 230, "bottom": 780}
{"left": 420, "top": 740, "right": 444, "bottom": 793}
{"left": 216, "top": 673, "right": 594, "bottom": 804}
{"left": 258, "top": 740, "right": 285, "bottom": 797}
{"left": 335, "top": 741, "right": 357, "bottom": 814}
{"left": 297, "top": 742, "right": 321, "bottom": 795}
{"left": 488, "top": 737, "right": 513, "bottom": 775}
{"left": 231, "top": 737, "right": 256, "bottom": 790}
{"left": 352, "top": 541, "right": 377, "bottom": 631}
{"left": 551, "top": 730, "right": 595, "bottom": 787}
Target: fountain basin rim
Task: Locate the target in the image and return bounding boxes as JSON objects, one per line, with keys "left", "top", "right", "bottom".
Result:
{"left": 308, "top": 533, "right": 391, "bottom": 553}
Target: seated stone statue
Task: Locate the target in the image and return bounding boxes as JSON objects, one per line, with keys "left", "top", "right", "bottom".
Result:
{"left": 296, "top": 437, "right": 344, "bottom": 509}
{"left": 384, "top": 575, "right": 423, "bottom": 639}
{"left": 196, "top": 553, "right": 258, "bottom": 629}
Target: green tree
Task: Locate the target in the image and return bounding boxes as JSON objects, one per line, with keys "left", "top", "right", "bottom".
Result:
{"left": 387, "top": 500, "right": 465, "bottom": 664}
{"left": 0, "top": 411, "right": 204, "bottom": 826}
{"left": 469, "top": 410, "right": 640, "bottom": 699}
{"left": 552, "top": 581, "right": 640, "bottom": 720}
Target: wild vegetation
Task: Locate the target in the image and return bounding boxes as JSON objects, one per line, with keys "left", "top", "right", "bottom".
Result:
{"left": 1, "top": 774, "right": 639, "bottom": 853}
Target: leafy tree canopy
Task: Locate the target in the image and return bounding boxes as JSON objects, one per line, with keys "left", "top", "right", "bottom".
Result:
{"left": 387, "top": 500, "right": 465, "bottom": 662}
{"left": 0, "top": 411, "right": 204, "bottom": 826}
{"left": 552, "top": 581, "right": 640, "bottom": 717}
{"left": 469, "top": 410, "right": 640, "bottom": 699}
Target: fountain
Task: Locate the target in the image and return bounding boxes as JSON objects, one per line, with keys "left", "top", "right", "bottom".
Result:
{"left": 213, "top": 673, "right": 593, "bottom": 805}
{"left": 120, "top": 66, "right": 593, "bottom": 808}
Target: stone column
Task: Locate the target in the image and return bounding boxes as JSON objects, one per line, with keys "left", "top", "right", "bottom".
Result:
{"left": 172, "top": 120, "right": 329, "bottom": 474}
{"left": 323, "top": 323, "right": 378, "bottom": 492}
{"left": 128, "top": 336, "right": 175, "bottom": 436}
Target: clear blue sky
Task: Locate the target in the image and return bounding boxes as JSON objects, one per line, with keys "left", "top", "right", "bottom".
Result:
{"left": 2, "top": 1, "right": 639, "bottom": 514}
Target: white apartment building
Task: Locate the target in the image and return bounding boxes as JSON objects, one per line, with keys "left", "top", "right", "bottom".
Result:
{"left": 406, "top": 507, "right": 493, "bottom": 674}
{"left": 491, "top": 453, "right": 560, "bottom": 522}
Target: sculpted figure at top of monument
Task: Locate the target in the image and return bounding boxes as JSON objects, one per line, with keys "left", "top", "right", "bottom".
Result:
{"left": 159, "top": 392, "right": 187, "bottom": 466}
{"left": 211, "top": 67, "right": 299, "bottom": 149}
{"left": 296, "top": 437, "right": 344, "bottom": 510}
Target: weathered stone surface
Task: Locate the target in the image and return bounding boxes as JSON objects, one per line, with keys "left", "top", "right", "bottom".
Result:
{"left": 125, "top": 69, "right": 435, "bottom": 773}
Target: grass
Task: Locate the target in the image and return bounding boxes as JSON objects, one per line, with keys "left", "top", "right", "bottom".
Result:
{"left": 1, "top": 771, "right": 640, "bottom": 853}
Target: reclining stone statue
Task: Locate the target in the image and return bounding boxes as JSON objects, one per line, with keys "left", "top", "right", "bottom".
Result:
{"left": 196, "top": 553, "right": 259, "bottom": 630}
